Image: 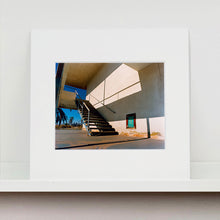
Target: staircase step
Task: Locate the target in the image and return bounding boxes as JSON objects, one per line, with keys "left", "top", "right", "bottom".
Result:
{"left": 87, "top": 122, "right": 110, "bottom": 127}
{"left": 85, "top": 119, "right": 105, "bottom": 122}
{"left": 89, "top": 125, "right": 112, "bottom": 128}
{"left": 89, "top": 127, "right": 115, "bottom": 131}
{"left": 77, "top": 99, "right": 118, "bottom": 136}
{"left": 87, "top": 121, "right": 109, "bottom": 124}
{"left": 84, "top": 119, "right": 106, "bottom": 123}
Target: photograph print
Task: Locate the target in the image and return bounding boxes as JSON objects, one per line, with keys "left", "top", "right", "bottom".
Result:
{"left": 56, "top": 63, "right": 165, "bottom": 150}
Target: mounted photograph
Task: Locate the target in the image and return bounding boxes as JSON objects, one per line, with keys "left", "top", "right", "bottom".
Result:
{"left": 31, "top": 29, "right": 189, "bottom": 180}
{"left": 55, "top": 63, "right": 165, "bottom": 150}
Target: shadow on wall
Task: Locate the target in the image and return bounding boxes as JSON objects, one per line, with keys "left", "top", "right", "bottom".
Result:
{"left": 89, "top": 63, "right": 164, "bottom": 120}
{"left": 86, "top": 63, "right": 165, "bottom": 137}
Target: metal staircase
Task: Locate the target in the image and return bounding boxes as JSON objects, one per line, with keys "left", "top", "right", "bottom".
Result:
{"left": 76, "top": 98, "right": 119, "bottom": 136}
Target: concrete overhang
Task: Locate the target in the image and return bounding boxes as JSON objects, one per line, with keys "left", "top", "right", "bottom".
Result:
{"left": 64, "top": 63, "right": 105, "bottom": 90}
{"left": 63, "top": 63, "right": 151, "bottom": 89}
{"left": 125, "top": 63, "right": 151, "bottom": 71}
{"left": 57, "top": 62, "right": 152, "bottom": 110}
{"left": 59, "top": 90, "right": 77, "bottom": 109}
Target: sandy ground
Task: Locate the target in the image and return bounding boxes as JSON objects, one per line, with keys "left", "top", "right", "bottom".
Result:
{"left": 56, "top": 129, "right": 165, "bottom": 150}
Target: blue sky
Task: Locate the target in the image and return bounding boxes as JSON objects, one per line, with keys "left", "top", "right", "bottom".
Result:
{"left": 56, "top": 63, "right": 86, "bottom": 123}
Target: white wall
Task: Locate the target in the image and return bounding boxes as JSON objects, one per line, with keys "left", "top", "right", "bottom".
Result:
{"left": 2, "top": 0, "right": 220, "bottom": 179}
{"left": 1, "top": 0, "right": 220, "bottom": 217}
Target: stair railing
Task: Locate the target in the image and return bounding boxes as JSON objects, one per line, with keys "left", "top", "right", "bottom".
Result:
{"left": 88, "top": 93, "right": 116, "bottom": 114}
{"left": 83, "top": 102, "right": 90, "bottom": 127}
{"left": 75, "top": 90, "right": 90, "bottom": 132}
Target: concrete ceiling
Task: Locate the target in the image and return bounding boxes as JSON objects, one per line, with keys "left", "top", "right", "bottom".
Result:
{"left": 63, "top": 63, "right": 153, "bottom": 90}
{"left": 125, "top": 63, "right": 151, "bottom": 71}
{"left": 64, "top": 63, "right": 105, "bottom": 89}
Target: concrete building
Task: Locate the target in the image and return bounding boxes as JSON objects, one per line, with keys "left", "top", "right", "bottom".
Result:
{"left": 56, "top": 63, "right": 164, "bottom": 139}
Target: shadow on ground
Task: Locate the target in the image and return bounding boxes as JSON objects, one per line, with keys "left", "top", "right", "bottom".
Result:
{"left": 56, "top": 129, "right": 165, "bottom": 150}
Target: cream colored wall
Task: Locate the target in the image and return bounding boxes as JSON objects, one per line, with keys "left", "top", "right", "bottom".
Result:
{"left": 86, "top": 63, "right": 165, "bottom": 138}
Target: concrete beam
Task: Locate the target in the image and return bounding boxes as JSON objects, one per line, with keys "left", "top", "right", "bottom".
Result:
{"left": 58, "top": 90, "right": 77, "bottom": 109}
